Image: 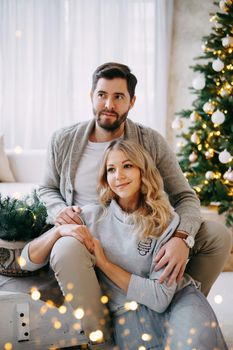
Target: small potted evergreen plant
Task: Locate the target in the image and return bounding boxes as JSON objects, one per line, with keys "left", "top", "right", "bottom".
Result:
{"left": 0, "top": 190, "right": 50, "bottom": 276}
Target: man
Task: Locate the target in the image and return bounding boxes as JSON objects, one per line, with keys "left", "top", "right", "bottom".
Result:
{"left": 37, "top": 62, "right": 231, "bottom": 337}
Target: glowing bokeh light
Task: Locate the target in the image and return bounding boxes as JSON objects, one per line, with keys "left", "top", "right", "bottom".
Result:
{"left": 54, "top": 321, "right": 62, "bottom": 329}
{"left": 141, "top": 333, "right": 152, "bottom": 341}
{"left": 124, "top": 301, "right": 138, "bottom": 311}
{"left": 65, "top": 293, "right": 73, "bottom": 302}
{"left": 73, "top": 323, "right": 82, "bottom": 331}
{"left": 14, "top": 146, "right": 23, "bottom": 154}
{"left": 214, "top": 294, "right": 223, "bottom": 304}
{"left": 118, "top": 317, "right": 125, "bottom": 325}
{"left": 73, "top": 308, "right": 85, "bottom": 319}
{"left": 100, "top": 295, "right": 109, "bottom": 304}
{"left": 31, "top": 290, "right": 41, "bottom": 301}
{"left": 89, "top": 330, "right": 103, "bottom": 342}
{"left": 17, "top": 256, "right": 26, "bottom": 268}
{"left": 67, "top": 282, "right": 74, "bottom": 290}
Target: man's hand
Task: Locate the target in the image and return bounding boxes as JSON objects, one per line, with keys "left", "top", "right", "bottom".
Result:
{"left": 55, "top": 206, "right": 83, "bottom": 225}
{"left": 58, "top": 224, "right": 94, "bottom": 253}
{"left": 154, "top": 237, "right": 189, "bottom": 286}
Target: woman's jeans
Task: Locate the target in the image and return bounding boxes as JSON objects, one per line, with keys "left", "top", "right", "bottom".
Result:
{"left": 113, "top": 284, "right": 228, "bottom": 350}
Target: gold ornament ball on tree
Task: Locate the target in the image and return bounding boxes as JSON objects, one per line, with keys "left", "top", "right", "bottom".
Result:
{"left": 205, "top": 149, "right": 214, "bottom": 159}
{"left": 219, "top": 82, "right": 232, "bottom": 97}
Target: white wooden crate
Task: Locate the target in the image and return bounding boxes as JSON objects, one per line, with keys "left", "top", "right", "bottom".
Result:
{"left": 0, "top": 291, "right": 89, "bottom": 349}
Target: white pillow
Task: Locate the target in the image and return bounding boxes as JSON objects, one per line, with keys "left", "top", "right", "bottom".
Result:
{"left": 0, "top": 135, "right": 15, "bottom": 182}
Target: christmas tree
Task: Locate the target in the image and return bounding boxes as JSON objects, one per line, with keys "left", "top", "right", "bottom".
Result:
{"left": 172, "top": 0, "right": 233, "bottom": 226}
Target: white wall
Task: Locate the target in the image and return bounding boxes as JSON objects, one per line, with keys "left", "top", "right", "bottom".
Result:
{"left": 167, "top": 0, "right": 217, "bottom": 144}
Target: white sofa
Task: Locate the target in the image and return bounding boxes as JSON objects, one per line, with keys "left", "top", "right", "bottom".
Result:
{"left": 0, "top": 149, "right": 46, "bottom": 198}
{"left": 0, "top": 150, "right": 232, "bottom": 349}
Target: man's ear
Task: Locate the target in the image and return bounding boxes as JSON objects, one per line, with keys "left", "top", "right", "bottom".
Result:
{"left": 130, "top": 95, "right": 136, "bottom": 109}
{"left": 90, "top": 90, "right": 93, "bottom": 100}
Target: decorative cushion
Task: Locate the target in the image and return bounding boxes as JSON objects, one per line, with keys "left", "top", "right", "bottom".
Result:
{"left": 0, "top": 135, "right": 15, "bottom": 182}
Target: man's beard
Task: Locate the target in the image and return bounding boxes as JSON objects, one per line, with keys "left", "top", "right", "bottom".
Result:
{"left": 93, "top": 108, "right": 129, "bottom": 131}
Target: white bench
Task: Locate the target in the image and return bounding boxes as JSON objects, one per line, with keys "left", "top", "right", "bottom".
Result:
{"left": 0, "top": 291, "right": 88, "bottom": 349}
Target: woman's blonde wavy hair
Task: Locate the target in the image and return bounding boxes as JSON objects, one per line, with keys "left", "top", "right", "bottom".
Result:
{"left": 97, "top": 140, "right": 173, "bottom": 239}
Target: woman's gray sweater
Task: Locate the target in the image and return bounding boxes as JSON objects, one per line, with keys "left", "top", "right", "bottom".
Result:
{"left": 21, "top": 201, "right": 195, "bottom": 314}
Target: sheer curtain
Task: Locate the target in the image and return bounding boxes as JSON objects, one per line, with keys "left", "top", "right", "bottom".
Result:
{"left": 0, "top": 0, "right": 173, "bottom": 149}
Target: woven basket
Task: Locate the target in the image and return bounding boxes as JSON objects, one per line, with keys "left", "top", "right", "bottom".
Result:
{"left": 0, "top": 239, "right": 34, "bottom": 276}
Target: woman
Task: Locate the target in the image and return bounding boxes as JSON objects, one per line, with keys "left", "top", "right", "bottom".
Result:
{"left": 21, "top": 140, "right": 228, "bottom": 350}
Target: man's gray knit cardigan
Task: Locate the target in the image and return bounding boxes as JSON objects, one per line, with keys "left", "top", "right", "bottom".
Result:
{"left": 38, "top": 118, "right": 203, "bottom": 238}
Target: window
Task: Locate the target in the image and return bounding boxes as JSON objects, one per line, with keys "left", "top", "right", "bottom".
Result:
{"left": 0, "top": 0, "right": 173, "bottom": 149}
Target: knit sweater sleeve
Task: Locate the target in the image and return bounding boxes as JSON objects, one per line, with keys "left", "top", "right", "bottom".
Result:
{"left": 38, "top": 128, "right": 71, "bottom": 223}
{"left": 127, "top": 270, "right": 177, "bottom": 313}
{"left": 21, "top": 243, "right": 49, "bottom": 271}
{"left": 142, "top": 126, "right": 203, "bottom": 237}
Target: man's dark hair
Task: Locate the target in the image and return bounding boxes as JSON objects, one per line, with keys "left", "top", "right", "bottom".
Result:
{"left": 92, "top": 62, "right": 137, "bottom": 100}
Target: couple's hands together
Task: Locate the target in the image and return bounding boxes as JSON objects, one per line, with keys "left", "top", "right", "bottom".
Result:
{"left": 56, "top": 207, "right": 189, "bottom": 284}
{"left": 55, "top": 206, "right": 83, "bottom": 226}
{"left": 57, "top": 224, "right": 95, "bottom": 253}
{"left": 55, "top": 206, "right": 95, "bottom": 252}
{"left": 57, "top": 222, "right": 107, "bottom": 266}
{"left": 68, "top": 230, "right": 189, "bottom": 285}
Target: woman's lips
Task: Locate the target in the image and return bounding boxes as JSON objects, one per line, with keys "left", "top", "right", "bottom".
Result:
{"left": 116, "top": 182, "right": 130, "bottom": 189}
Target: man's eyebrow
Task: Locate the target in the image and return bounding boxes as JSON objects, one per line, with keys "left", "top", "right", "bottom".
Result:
{"left": 96, "top": 90, "right": 126, "bottom": 97}
{"left": 114, "top": 92, "right": 126, "bottom": 97}
{"left": 97, "top": 90, "right": 107, "bottom": 94}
